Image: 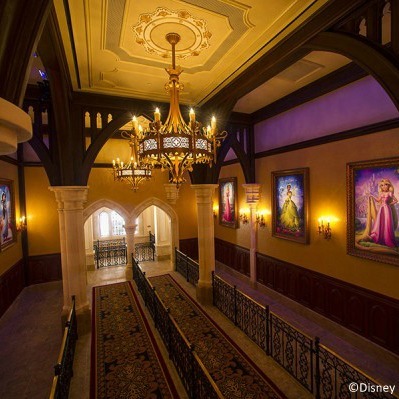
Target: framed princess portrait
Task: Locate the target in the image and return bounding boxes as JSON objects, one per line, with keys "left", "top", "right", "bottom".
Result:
{"left": 219, "top": 177, "right": 238, "bottom": 228}
{"left": 347, "top": 157, "right": 399, "bottom": 266}
{"left": 0, "top": 179, "right": 16, "bottom": 251}
{"left": 272, "top": 168, "right": 309, "bottom": 244}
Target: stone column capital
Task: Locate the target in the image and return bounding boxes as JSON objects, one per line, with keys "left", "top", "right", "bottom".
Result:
{"left": 124, "top": 224, "right": 137, "bottom": 235}
{"left": 191, "top": 184, "right": 218, "bottom": 203}
{"left": 49, "top": 186, "right": 89, "bottom": 210}
{"left": 242, "top": 183, "right": 261, "bottom": 204}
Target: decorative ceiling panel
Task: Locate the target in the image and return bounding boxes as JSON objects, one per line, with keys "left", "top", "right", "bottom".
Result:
{"left": 54, "top": 0, "right": 332, "bottom": 108}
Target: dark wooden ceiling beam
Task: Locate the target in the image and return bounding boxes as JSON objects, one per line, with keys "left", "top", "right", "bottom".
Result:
{"left": 0, "top": 0, "right": 52, "bottom": 106}
{"left": 304, "top": 31, "right": 399, "bottom": 112}
{"left": 251, "top": 62, "right": 368, "bottom": 123}
{"left": 201, "top": 0, "right": 370, "bottom": 114}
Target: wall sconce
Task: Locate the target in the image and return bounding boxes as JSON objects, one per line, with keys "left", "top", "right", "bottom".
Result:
{"left": 239, "top": 209, "right": 249, "bottom": 224}
{"left": 318, "top": 218, "right": 332, "bottom": 239}
{"left": 256, "top": 212, "right": 266, "bottom": 228}
{"left": 213, "top": 204, "right": 218, "bottom": 219}
{"left": 17, "top": 216, "right": 27, "bottom": 232}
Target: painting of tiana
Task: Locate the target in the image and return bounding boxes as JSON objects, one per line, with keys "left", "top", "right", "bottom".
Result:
{"left": 349, "top": 158, "right": 399, "bottom": 265}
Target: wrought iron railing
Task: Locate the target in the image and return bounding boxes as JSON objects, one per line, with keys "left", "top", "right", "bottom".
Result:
{"left": 171, "top": 250, "right": 392, "bottom": 399}
{"left": 175, "top": 248, "right": 199, "bottom": 285}
{"left": 134, "top": 232, "right": 156, "bottom": 262}
{"left": 132, "top": 258, "right": 223, "bottom": 399}
{"left": 210, "top": 271, "right": 394, "bottom": 398}
{"left": 49, "top": 296, "right": 78, "bottom": 399}
{"left": 93, "top": 238, "right": 127, "bottom": 268}
{"left": 270, "top": 311, "right": 314, "bottom": 391}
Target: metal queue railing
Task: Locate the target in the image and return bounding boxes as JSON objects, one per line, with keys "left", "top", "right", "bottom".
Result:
{"left": 132, "top": 256, "right": 223, "bottom": 399}
{"left": 174, "top": 248, "right": 393, "bottom": 399}
{"left": 93, "top": 238, "right": 127, "bottom": 268}
{"left": 49, "top": 296, "right": 78, "bottom": 399}
{"left": 175, "top": 248, "right": 199, "bottom": 285}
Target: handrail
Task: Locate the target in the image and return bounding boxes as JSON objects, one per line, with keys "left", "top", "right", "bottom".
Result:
{"left": 49, "top": 296, "right": 78, "bottom": 399}
{"left": 174, "top": 248, "right": 395, "bottom": 399}
{"left": 133, "top": 258, "right": 223, "bottom": 398}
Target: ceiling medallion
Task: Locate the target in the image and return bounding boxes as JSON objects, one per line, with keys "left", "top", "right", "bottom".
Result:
{"left": 133, "top": 7, "right": 211, "bottom": 59}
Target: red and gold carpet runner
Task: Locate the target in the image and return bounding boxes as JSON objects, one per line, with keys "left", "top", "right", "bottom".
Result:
{"left": 149, "top": 274, "right": 287, "bottom": 399}
{"left": 91, "top": 282, "right": 179, "bottom": 399}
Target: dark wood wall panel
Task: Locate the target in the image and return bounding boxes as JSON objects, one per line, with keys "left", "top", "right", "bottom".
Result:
{"left": 256, "top": 252, "right": 399, "bottom": 355}
{"left": 215, "top": 238, "right": 250, "bottom": 277}
{"left": 179, "top": 238, "right": 198, "bottom": 261}
{"left": 27, "top": 253, "right": 62, "bottom": 285}
{"left": 0, "top": 260, "right": 25, "bottom": 318}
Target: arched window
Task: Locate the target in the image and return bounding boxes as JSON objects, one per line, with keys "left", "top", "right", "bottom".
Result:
{"left": 99, "top": 212, "right": 110, "bottom": 237}
{"left": 111, "top": 211, "right": 125, "bottom": 236}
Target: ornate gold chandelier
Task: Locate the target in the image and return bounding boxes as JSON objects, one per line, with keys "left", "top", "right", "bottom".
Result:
{"left": 112, "top": 125, "right": 152, "bottom": 192}
{"left": 134, "top": 32, "right": 227, "bottom": 187}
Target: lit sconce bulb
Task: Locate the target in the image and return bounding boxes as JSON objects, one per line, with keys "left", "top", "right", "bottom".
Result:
{"left": 239, "top": 209, "right": 249, "bottom": 225}
{"left": 154, "top": 107, "right": 161, "bottom": 122}
{"left": 256, "top": 211, "right": 266, "bottom": 228}
{"left": 318, "top": 217, "right": 332, "bottom": 239}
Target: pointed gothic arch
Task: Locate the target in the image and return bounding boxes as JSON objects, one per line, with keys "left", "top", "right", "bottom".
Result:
{"left": 304, "top": 31, "right": 399, "bottom": 112}
{"left": 131, "top": 197, "right": 179, "bottom": 263}
{"left": 83, "top": 199, "right": 130, "bottom": 223}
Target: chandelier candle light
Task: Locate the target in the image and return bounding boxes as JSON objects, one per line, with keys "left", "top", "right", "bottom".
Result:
{"left": 112, "top": 126, "right": 152, "bottom": 191}
{"left": 135, "top": 32, "right": 227, "bottom": 187}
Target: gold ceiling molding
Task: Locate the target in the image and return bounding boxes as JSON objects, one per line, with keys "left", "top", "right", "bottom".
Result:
{"left": 132, "top": 7, "right": 212, "bottom": 59}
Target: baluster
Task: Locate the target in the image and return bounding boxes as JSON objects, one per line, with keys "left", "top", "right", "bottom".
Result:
{"left": 211, "top": 271, "right": 215, "bottom": 306}
{"left": 265, "top": 305, "right": 270, "bottom": 355}
{"left": 314, "top": 337, "right": 321, "bottom": 399}
{"left": 233, "top": 285, "right": 237, "bottom": 325}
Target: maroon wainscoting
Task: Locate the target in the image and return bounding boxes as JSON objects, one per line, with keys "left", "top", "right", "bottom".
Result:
{"left": 0, "top": 260, "right": 25, "bottom": 318}
{"left": 179, "top": 238, "right": 199, "bottom": 261}
{"left": 256, "top": 252, "right": 399, "bottom": 355}
{"left": 27, "top": 253, "right": 62, "bottom": 285}
{"left": 215, "top": 238, "right": 250, "bottom": 277}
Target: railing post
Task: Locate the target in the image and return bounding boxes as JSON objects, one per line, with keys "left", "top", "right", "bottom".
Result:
{"left": 211, "top": 271, "right": 215, "bottom": 306}
{"left": 185, "top": 253, "right": 189, "bottom": 282}
{"left": 166, "top": 308, "right": 171, "bottom": 356}
{"left": 96, "top": 240, "right": 100, "bottom": 269}
{"left": 234, "top": 285, "right": 237, "bottom": 326}
{"left": 152, "top": 287, "right": 157, "bottom": 329}
{"left": 314, "top": 336, "right": 321, "bottom": 399}
{"left": 265, "top": 305, "right": 270, "bottom": 356}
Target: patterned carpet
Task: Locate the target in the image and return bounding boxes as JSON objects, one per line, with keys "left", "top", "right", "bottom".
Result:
{"left": 91, "top": 282, "right": 180, "bottom": 399}
{"left": 148, "top": 274, "right": 287, "bottom": 399}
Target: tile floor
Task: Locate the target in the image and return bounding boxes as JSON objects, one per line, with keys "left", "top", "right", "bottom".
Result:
{"left": 0, "top": 260, "right": 398, "bottom": 399}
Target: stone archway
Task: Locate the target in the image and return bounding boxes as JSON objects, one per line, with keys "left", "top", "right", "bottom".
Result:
{"left": 131, "top": 197, "right": 179, "bottom": 265}
{"left": 83, "top": 199, "right": 130, "bottom": 223}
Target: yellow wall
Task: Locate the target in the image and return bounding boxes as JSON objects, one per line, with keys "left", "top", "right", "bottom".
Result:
{"left": 24, "top": 167, "right": 60, "bottom": 255}
{"left": 0, "top": 160, "right": 22, "bottom": 275}
{"left": 216, "top": 129, "right": 399, "bottom": 299}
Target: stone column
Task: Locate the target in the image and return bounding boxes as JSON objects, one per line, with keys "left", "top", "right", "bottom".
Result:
{"left": 191, "top": 184, "right": 218, "bottom": 305}
{"left": 242, "top": 184, "right": 261, "bottom": 286}
{"left": 49, "top": 186, "right": 90, "bottom": 331}
{"left": 124, "top": 224, "right": 137, "bottom": 267}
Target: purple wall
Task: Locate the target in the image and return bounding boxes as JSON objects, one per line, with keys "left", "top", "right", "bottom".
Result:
{"left": 254, "top": 76, "right": 399, "bottom": 152}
